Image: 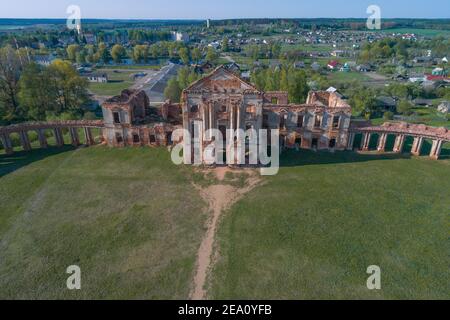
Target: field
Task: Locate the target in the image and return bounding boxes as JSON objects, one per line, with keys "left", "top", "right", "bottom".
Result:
{"left": 0, "top": 144, "right": 449, "bottom": 299}
{"left": 376, "top": 28, "right": 450, "bottom": 37}
{"left": 88, "top": 69, "right": 137, "bottom": 96}
{"left": 372, "top": 106, "right": 450, "bottom": 129}
{"left": 210, "top": 149, "right": 450, "bottom": 299}
{"left": 0, "top": 147, "right": 207, "bottom": 299}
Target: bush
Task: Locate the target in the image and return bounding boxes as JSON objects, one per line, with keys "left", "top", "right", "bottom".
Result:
{"left": 383, "top": 111, "right": 394, "bottom": 120}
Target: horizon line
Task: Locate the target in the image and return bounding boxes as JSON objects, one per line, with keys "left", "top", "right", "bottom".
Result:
{"left": 1, "top": 17, "right": 450, "bottom": 21}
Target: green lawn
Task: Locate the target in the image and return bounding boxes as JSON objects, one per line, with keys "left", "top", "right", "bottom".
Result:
{"left": 0, "top": 146, "right": 207, "bottom": 299}
{"left": 372, "top": 107, "right": 450, "bottom": 129}
{"left": 210, "top": 150, "right": 450, "bottom": 300}
{"left": 1, "top": 144, "right": 449, "bottom": 300}
{"left": 328, "top": 71, "right": 371, "bottom": 83}
{"left": 88, "top": 69, "right": 137, "bottom": 96}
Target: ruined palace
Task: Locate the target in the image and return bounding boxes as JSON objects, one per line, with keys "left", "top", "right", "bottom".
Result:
{"left": 101, "top": 66, "right": 353, "bottom": 164}
{"left": 0, "top": 66, "right": 449, "bottom": 162}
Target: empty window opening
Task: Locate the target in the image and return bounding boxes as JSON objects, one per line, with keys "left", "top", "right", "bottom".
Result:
{"left": 271, "top": 97, "right": 279, "bottom": 104}
{"left": 312, "top": 138, "right": 319, "bottom": 148}
{"left": 297, "top": 115, "right": 304, "bottom": 128}
{"left": 329, "top": 139, "right": 336, "bottom": 148}
{"left": 115, "top": 133, "right": 123, "bottom": 143}
{"left": 280, "top": 114, "right": 287, "bottom": 129}
{"left": 191, "top": 105, "right": 199, "bottom": 113}
{"left": 263, "top": 114, "right": 269, "bottom": 126}
{"left": 166, "top": 132, "right": 173, "bottom": 145}
{"left": 314, "top": 115, "right": 322, "bottom": 128}
{"left": 333, "top": 116, "right": 340, "bottom": 129}
{"left": 113, "top": 112, "right": 121, "bottom": 124}
{"left": 149, "top": 134, "right": 156, "bottom": 143}
{"left": 133, "top": 134, "right": 140, "bottom": 143}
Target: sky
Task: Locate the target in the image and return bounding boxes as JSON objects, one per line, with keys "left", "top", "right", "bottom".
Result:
{"left": 1, "top": 0, "right": 449, "bottom": 19}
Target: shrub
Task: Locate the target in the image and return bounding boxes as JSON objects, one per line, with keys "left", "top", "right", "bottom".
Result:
{"left": 383, "top": 111, "right": 394, "bottom": 120}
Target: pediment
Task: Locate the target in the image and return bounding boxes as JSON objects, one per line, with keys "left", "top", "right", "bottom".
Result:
{"left": 185, "top": 67, "right": 258, "bottom": 93}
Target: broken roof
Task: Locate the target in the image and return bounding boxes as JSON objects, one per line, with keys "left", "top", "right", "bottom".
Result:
{"left": 184, "top": 65, "right": 260, "bottom": 93}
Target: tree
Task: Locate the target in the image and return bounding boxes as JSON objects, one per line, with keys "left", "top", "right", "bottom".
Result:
{"left": 95, "top": 42, "right": 111, "bottom": 63}
{"left": 280, "top": 68, "right": 289, "bottom": 92}
{"left": 164, "top": 78, "right": 181, "bottom": 102}
{"left": 18, "top": 63, "right": 57, "bottom": 120}
{"left": 178, "top": 47, "right": 190, "bottom": 65}
{"left": 111, "top": 44, "right": 127, "bottom": 63}
{"left": 46, "top": 60, "right": 90, "bottom": 115}
{"left": 206, "top": 47, "right": 218, "bottom": 63}
{"left": 133, "top": 45, "right": 149, "bottom": 63}
{"left": 222, "top": 37, "right": 229, "bottom": 52}
{"left": 0, "top": 45, "right": 26, "bottom": 124}
{"left": 348, "top": 86, "right": 377, "bottom": 118}
{"left": 191, "top": 47, "right": 202, "bottom": 63}
{"left": 397, "top": 100, "right": 413, "bottom": 115}
{"left": 66, "top": 44, "right": 80, "bottom": 62}
{"left": 288, "top": 70, "right": 309, "bottom": 103}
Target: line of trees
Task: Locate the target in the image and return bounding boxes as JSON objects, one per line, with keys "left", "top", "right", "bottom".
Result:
{"left": 65, "top": 41, "right": 205, "bottom": 65}
{"left": 0, "top": 45, "right": 91, "bottom": 125}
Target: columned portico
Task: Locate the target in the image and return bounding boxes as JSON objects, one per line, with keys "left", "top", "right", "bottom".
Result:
{"left": 377, "top": 133, "right": 388, "bottom": 152}
{"left": 411, "top": 137, "right": 424, "bottom": 156}
{"left": 54, "top": 128, "right": 64, "bottom": 146}
{"left": 69, "top": 127, "right": 80, "bottom": 146}
{"left": 19, "top": 131, "right": 32, "bottom": 151}
{"left": 346, "top": 132, "right": 355, "bottom": 150}
{"left": 0, "top": 133, "right": 14, "bottom": 155}
{"left": 430, "top": 140, "right": 443, "bottom": 160}
{"left": 84, "top": 127, "right": 95, "bottom": 146}
{"left": 393, "top": 135, "right": 405, "bottom": 153}
{"left": 37, "top": 129, "right": 48, "bottom": 148}
{"left": 361, "top": 132, "right": 371, "bottom": 151}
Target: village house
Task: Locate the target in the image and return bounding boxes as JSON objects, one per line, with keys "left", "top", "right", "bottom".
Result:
{"left": 437, "top": 101, "right": 450, "bottom": 114}
{"left": 327, "top": 60, "right": 339, "bottom": 71}
{"left": 85, "top": 73, "right": 108, "bottom": 83}
{"left": 33, "top": 54, "right": 55, "bottom": 66}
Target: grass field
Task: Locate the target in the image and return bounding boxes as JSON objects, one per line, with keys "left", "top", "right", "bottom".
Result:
{"left": 372, "top": 107, "right": 450, "bottom": 129}
{"left": 375, "top": 28, "right": 450, "bottom": 37}
{"left": 1, "top": 144, "right": 449, "bottom": 299}
{"left": 210, "top": 150, "right": 450, "bottom": 300}
{"left": 88, "top": 69, "right": 138, "bottom": 96}
{"left": 0, "top": 147, "right": 207, "bottom": 299}
{"left": 328, "top": 71, "right": 371, "bottom": 83}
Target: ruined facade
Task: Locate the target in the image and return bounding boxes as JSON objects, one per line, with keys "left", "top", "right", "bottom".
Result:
{"left": 101, "top": 89, "right": 182, "bottom": 148}
{"left": 2, "top": 66, "right": 447, "bottom": 163}
{"left": 179, "top": 66, "right": 352, "bottom": 164}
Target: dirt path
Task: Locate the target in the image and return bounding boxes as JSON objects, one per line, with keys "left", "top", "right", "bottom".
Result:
{"left": 190, "top": 167, "right": 262, "bottom": 300}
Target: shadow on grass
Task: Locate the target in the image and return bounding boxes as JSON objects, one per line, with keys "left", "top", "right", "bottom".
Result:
{"left": 279, "top": 146, "right": 450, "bottom": 168}
{"left": 0, "top": 146, "right": 76, "bottom": 178}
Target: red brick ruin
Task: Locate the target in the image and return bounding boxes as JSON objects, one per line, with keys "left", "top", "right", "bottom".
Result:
{"left": 1, "top": 67, "right": 449, "bottom": 161}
